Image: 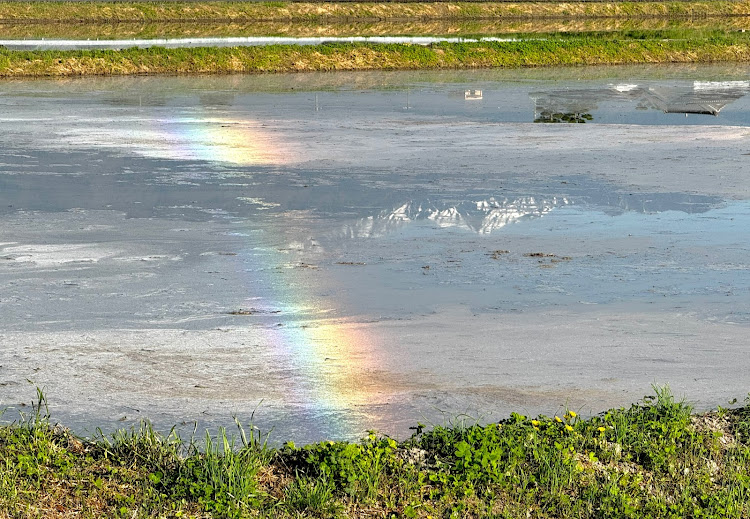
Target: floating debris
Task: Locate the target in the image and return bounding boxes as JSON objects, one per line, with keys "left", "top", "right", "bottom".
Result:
{"left": 489, "top": 250, "right": 510, "bottom": 260}
{"left": 227, "top": 309, "right": 256, "bottom": 315}
{"left": 226, "top": 308, "right": 282, "bottom": 315}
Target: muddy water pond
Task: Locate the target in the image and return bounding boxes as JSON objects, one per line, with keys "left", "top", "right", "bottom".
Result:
{"left": 1, "top": 65, "right": 750, "bottom": 444}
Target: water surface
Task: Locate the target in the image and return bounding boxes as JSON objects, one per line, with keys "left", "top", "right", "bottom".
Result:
{"left": 1, "top": 65, "right": 750, "bottom": 443}
{"left": 0, "top": 35, "right": 521, "bottom": 50}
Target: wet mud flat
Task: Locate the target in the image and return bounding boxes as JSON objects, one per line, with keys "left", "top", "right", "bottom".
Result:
{"left": 1, "top": 65, "right": 750, "bottom": 444}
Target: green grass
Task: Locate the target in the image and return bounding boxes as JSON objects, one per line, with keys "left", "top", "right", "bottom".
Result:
{"left": 1, "top": 0, "right": 750, "bottom": 77}
{"left": 1, "top": 20, "right": 746, "bottom": 41}
{"left": 2, "top": 1, "right": 750, "bottom": 24}
{"left": 3, "top": 35, "right": 750, "bottom": 77}
{"left": 2, "top": 386, "right": 750, "bottom": 517}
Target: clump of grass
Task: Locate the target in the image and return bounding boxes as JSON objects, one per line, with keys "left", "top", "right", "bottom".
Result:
{"left": 283, "top": 475, "right": 343, "bottom": 517}
{"left": 2, "top": 386, "right": 750, "bottom": 517}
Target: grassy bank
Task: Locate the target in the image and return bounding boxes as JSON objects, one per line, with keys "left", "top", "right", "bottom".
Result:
{"left": 2, "top": 0, "right": 750, "bottom": 78}
{"left": 3, "top": 36, "right": 750, "bottom": 77}
{"left": 2, "top": 1, "right": 750, "bottom": 23}
{"left": 2, "top": 387, "right": 749, "bottom": 517}
{"left": 3, "top": 19, "right": 749, "bottom": 40}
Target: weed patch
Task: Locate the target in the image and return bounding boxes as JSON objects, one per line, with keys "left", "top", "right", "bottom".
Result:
{"left": 2, "top": 387, "right": 750, "bottom": 517}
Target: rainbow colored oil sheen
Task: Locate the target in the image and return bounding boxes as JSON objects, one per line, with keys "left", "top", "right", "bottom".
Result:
{"left": 156, "top": 117, "right": 286, "bottom": 166}
{"left": 228, "top": 255, "right": 386, "bottom": 441}
{"left": 167, "top": 113, "right": 383, "bottom": 440}
{"left": 256, "top": 310, "right": 383, "bottom": 439}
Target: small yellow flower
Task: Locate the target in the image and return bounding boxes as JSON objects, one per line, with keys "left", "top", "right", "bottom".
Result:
{"left": 531, "top": 420, "right": 540, "bottom": 426}
{"left": 565, "top": 425, "right": 574, "bottom": 432}
{"left": 555, "top": 416, "right": 563, "bottom": 423}
{"left": 598, "top": 426, "right": 606, "bottom": 432}
{"left": 569, "top": 411, "right": 577, "bottom": 418}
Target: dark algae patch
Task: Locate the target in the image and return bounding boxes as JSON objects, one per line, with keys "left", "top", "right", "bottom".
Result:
{"left": 4, "top": 36, "right": 750, "bottom": 76}
{"left": 2, "top": 387, "right": 750, "bottom": 517}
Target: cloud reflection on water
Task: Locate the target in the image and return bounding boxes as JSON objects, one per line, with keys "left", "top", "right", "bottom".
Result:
{"left": 531, "top": 80, "right": 750, "bottom": 122}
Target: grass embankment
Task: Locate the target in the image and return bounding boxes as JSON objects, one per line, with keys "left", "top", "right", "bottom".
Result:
{"left": 2, "top": 1, "right": 750, "bottom": 23}
{"left": 2, "top": 388, "right": 750, "bottom": 518}
{"left": 2, "top": 1, "right": 750, "bottom": 76}
{"left": 3, "top": 36, "right": 750, "bottom": 77}
{"left": 3, "top": 20, "right": 749, "bottom": 40}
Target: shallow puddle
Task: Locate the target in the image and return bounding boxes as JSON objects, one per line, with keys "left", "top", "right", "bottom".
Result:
{"left": 1, "top": 65, "right": 749, "bottom": 443}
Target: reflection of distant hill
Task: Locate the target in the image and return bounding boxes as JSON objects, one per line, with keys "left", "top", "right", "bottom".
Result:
{"left": 531, "top": 81, "right": 750, "bottom": 121}
{"left": 335, "top": 187, "right": 723, "bottom": 238}
{"left": 0, "top": 146, "right": 723, "bottom": 237}
{"left": 338, "top": 197, "right": 569, "bottom": 238}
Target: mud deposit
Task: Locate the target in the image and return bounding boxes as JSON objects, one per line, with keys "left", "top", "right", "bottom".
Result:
{"left": 1, "top": 65, "right": 750, "bottom": 444}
